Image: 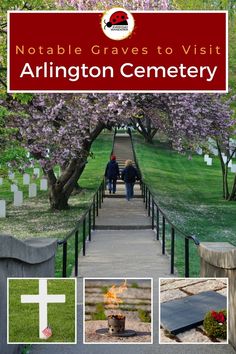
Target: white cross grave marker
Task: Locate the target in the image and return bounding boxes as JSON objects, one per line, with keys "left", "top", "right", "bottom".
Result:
{"left": 21, "top": 279, "right": 66, "bottom": 339}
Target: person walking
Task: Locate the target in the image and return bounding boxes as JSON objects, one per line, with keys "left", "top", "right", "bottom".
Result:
{"left": 121, "top": 160, "right": 139, "bottom": 201}
{"left": 105, "top": 155, "right": 120, "bottom": 194}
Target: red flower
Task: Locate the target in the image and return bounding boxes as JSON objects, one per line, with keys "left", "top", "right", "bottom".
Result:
{"left": 211, "top": 310, "right": 225, "bottom": 323}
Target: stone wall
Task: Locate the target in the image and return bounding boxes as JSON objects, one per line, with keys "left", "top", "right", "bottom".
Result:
{"left": 199, "top": 242, "right": 236, "bottom": 349}
{"left": 0, "top": 235, "right": 57, "bottom": 354}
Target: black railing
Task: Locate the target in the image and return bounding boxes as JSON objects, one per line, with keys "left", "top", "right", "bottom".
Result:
{"left": 57, "top": 130, "right": 117, "bottom": 278}
{"left": 57, "top": 180, "right": 105, "bottom": 278}
{"left": 141, "top": 182, "right": 200, "bottom": 277}
{"left": 129, "top": 130, "right": 200, "bottom": 277}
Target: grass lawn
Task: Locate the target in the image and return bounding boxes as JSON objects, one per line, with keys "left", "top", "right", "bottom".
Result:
{"left": 8, "top": 279, "right": 76, "bottom": 343}
{"left": 134, "top": 136, "right": 236, "bottom": 277}
{"left": 0, "top": 133, "right": 112, "bottom": 276}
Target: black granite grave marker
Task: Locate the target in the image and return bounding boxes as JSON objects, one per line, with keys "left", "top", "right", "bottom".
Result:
{"left": 161, "top": 291, "right": 227, "bottom": 335}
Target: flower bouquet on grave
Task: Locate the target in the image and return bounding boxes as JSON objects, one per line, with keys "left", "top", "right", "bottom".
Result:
{"left": 203, "top": 309, "right": 227, "bottom": 339}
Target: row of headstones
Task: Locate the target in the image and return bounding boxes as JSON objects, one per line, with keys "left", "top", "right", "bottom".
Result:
{"left": 0, "top": 169, "right": 50, "bottom": 218}
{"left": 0, "top": 180, "right": 48, "bottom": 218}
{"left": 203, "top": 153, "right": 236, "bottom": 172}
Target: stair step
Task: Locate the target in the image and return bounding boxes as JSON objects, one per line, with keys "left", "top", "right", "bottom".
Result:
{"left": 104, "top": 195, "right": 142, "bottom": 199}
{"left": 95, "top": 225, "right": 152, "bottom": 230}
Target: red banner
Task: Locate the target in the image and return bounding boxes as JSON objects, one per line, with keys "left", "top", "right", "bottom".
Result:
{"left": 8, "top": 11, "right": 227, "bottom": 92}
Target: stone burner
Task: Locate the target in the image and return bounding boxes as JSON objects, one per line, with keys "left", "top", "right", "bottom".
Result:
{"left": 108, "top": 314, "right": 126, "bottom": 334}
{"left": 96, "top": 314, "right": 137, "bottom": 337}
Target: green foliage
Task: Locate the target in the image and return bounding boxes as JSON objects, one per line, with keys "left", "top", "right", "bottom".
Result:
{"left": 91, "top": 303, "right": 107, "bottom": 321}
{"left": 134, "top": 136, "right": 236, "bottom": 276}
{"left": 101, "top": 286, "right": 109, "bottom": 294}
{"left": 21, "top": 345, "right": 32, "bottom": 354}
{"left": 1, "top": 145, "right": 28, "bottom": 164}
{"left": 175, "top": 1, "right": 236, "bottom": 96}
{"left": 131, "top": 282, "right": 139, "bottom": 289}
{"left": 12, "top": 93, "right": 34, "bottom": 104}
{"left": 203, "top": 309, "right": 227, "bottom": 339}
{"left": 138, "top": 309, "right": 151, "bottom": 323}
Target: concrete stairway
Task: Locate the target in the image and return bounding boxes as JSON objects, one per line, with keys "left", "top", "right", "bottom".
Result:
{"left": 104, "top": 134, "right": 139, "bottom": 199}
{"left": 30, "top": 134, "right": 235, "bottom": 354}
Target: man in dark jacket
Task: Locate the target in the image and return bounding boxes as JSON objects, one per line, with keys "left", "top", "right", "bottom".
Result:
{"left": 121, "top": 160, "right": 139, "bottom": 201}
{"left": 105, "top": 155, "right": 120, "bottom": 194}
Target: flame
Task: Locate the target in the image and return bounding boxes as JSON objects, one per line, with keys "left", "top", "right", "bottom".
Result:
{"left": 104, "top": 280, "right": 128, "bottom": 308}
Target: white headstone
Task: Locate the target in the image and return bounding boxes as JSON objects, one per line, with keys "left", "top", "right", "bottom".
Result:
{"left": 40, "top": 179, "right": 48, "bottom": 191}
{"left": 14, "top": 191, "right": 23, "bottom": 207}
{"left": 23, "top": 173, "right": 30, "bottom": 185}
{"left": 228, "top": 160, "right": 233, "bottom": 168}
{"left": 29, "top": 183, "right": 37, "bottom": 198}
{"left": 222, "top": 156, "right": 227, "bottom": 164}
{"left": 231, "top": 164, "right": 236, "bottom": 173}
{"left": 204, "top": 154, "right": 209, "bottom": 162}
{"left": 33, "top": 168, "right": 40, "bottom": 178}
{"left": 206, "top": 158, "right": 212, "bottom": 166}
{"left": 196, "top": 147, "right": 202, "bottom": 155}
{"left": 11, "top": 184, "right": 18, "bottom": 192}
{"left": 0, "top": 177, "right": 3, "bottom": 185}
{"left": 0, "top": 200, "right": 6, "bottom": 218}
{"left": 8, "top": 172, "right": 15, "bottom": 180}
{"left": 213, "top": 149, "right": 218, "bottom": 156}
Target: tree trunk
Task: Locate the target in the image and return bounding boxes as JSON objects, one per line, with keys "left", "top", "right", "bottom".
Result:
{"left": 144, "top": 135, "right": 154, "bottom": 144}
{"left": 48, "top": 156, "right": 88, "bottom": 210}
{"left": 49, "top": 188, "right": 69, "bottom": 210}
{"left": 217, "top": 142, "right": 229, "bottom": 199}
{"left": 228, "top": 175, "right": 236, "bottom": 201}
{"left": 46, "top": 122, "right": 105, "bottom": 211}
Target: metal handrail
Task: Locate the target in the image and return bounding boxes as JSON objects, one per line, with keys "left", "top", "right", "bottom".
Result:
{"left": 57, "top": 179, "right": 105, "bottom": 277}
{"left": 129, "top": 130, "right": 200, "bottom": 277}
{"left": 57, "top": 131, "right": 116, "bottom": 277}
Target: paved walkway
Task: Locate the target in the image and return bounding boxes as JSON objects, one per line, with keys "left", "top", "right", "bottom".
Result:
{"left": 31, "top": 134, "right": 235, "bottom": 354}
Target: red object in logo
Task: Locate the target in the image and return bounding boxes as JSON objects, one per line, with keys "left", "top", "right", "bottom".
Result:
{"left": 105, "top": 11, "right": 128, "bottom": 28}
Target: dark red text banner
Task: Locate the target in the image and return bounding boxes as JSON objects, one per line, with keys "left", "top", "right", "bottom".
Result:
{"left": 8, "top": 11, "right": 227, "bottom": 92}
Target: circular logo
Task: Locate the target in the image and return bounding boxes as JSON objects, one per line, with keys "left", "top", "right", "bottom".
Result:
{"left": 102, "top": 8, "right": 135, "bottom": 41}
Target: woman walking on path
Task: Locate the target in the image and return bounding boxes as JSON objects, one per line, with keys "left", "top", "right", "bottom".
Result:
{"left": 121, "top": 160, "right": 139, "bottom": 201}
{"left": 105, "top": 155, "right": 120, "bottom": 194}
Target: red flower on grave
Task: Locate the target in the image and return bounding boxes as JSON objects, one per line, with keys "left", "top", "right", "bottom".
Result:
{"left": 211, "top": 310, "right": 225, "bottom": 323}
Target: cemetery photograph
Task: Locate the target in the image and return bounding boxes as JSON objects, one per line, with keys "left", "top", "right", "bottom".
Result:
{"left": 8, "top": 278, "right": 76, "bottom": 344}
{"left": 84, "top": 278, "right": 152, "bottom": 343}
{"left": 1, "top": 1, "right": 236, "bottom": 354}
{"left": 159, "top": 278, "right": 228, "bottom": 344}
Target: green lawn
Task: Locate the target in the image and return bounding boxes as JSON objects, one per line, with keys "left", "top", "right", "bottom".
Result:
{"left": 8, "top": 279, "right": 76, "bottom": 343}
{"left": 134, "top": 136, "right": 236, "bottom": 276}
{"left": 0, "top": 133, "right": 112, "bottom": 276}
